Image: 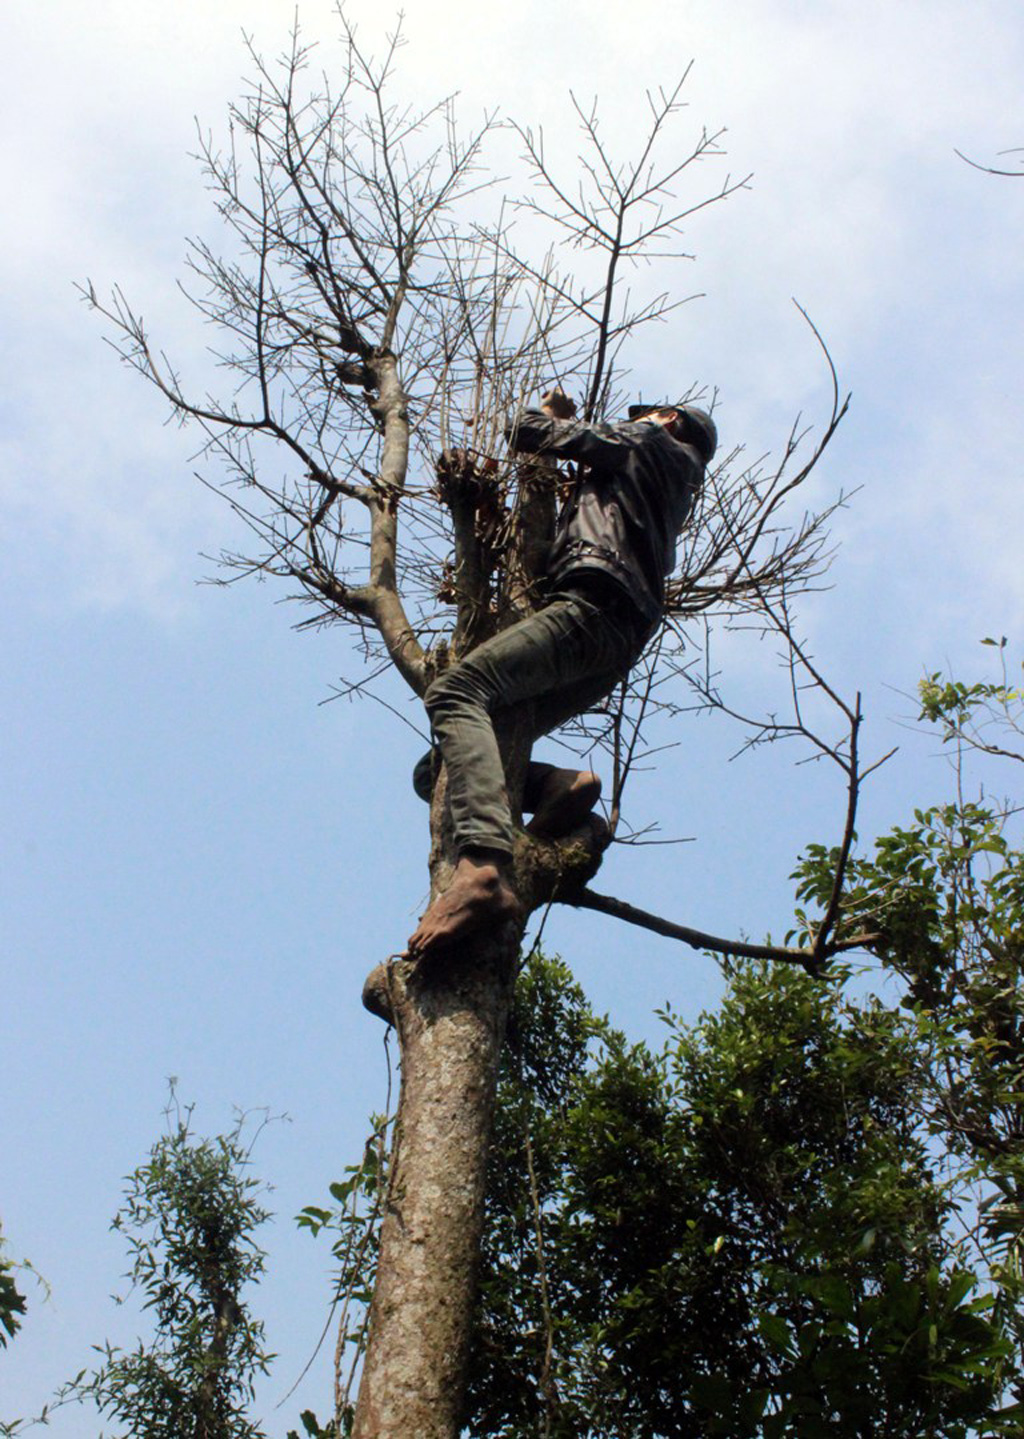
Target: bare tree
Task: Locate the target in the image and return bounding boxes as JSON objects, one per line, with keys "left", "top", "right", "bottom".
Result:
{"left": 86, "top": 14, "right": 867, "bottom": 1436}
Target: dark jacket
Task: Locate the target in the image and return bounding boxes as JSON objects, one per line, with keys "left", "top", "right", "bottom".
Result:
{"left": 506, "top": 410, "right": 705, "bottom": 626}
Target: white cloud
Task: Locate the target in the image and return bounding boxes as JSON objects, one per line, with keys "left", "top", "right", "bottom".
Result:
{"left": 1, "top": 0, "right": 1021, "bottom": 641}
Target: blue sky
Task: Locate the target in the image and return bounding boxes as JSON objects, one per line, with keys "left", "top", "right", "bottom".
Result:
{"left": 3, "top": 1, "right": 1024, "bottom": 1431}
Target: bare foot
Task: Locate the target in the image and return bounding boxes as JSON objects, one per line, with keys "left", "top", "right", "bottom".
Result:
{"left": 526, "top": 768, "right": 602, "bottom": 839}
{"left": 406, "top": 853, "right": 519, "bottom": 959}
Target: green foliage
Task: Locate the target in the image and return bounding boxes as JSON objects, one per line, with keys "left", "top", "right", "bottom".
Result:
{"left": 790, "top": 643, "right": 1024, "bottom": 1423}
{"left": 456, "top": 954, "right": 1007, "bottom": 1437}
{"left": 285, "top": 1410, "right": 339, "bottom": 1439}
{"left": 308, "top": 951, "right": 1010, "bottom": 1433}
{"left": 0, "top": 1225, "right": 27, "bottom": 1352}
{"left": 293, "top": 1114, "right": 390, "bottom": 1437}
{"left": 69, "top": 1092, "right": 273, "bottom": 1439}
{"left": 0, "top": 1240, "right": 25, "bottom": 1438}
{"left": 746, "top": 1265, "right": 1006, "bottom": 1439}
{"left": 1, "top": 1222, "right": 45, "bottom": 1437}
{"left": 918, "top": 636, "right": 1024, "bottom": 761}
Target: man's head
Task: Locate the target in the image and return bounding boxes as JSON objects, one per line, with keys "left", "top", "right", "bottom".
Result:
{"left": 628, "top": 402, "right": 718, "bottom": 464}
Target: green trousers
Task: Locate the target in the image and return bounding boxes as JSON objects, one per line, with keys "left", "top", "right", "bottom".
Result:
{"left": 418, "top": 582, "right": 648, "bottom": 856}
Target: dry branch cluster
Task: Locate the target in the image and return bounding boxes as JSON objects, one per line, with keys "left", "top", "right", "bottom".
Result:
{"left": 88, "top": 16, "right": 866, "bottom": 962}
{"left": 83, "top": 18, "right": 899, "bottom": 1438}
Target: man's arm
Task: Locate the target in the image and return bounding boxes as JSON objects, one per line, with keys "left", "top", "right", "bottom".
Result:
{"left": 505, "top": 390, "right": 640, "bottom": 468}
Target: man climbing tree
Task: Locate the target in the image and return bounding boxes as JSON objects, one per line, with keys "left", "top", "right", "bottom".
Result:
{"left": 407, "top": 386, "right": 716, "bottom": 958}
{"left": 85, "top": 15, "right": 857, "bottom": 1436}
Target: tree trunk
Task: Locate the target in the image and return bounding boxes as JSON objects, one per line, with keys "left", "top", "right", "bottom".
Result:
{"left": 351, "top": 918, "right": 521, "bottom": 1439}
{"left": 353, "top": 695, "right": 606, "bottom": 1437}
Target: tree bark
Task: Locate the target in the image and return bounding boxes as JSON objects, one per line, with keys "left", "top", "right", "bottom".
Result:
{"left": 351, "top": 922, "right": 520, "bottom": 1439}
{"left": 353, "top": 733, "right": 606, "bottom": 1438}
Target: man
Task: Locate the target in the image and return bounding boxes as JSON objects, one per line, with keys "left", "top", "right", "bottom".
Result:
{"left": 406, "top": 387, "right": 716, "bottom": 958}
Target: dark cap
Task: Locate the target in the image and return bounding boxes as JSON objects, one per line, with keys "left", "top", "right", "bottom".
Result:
{"left": 628, "top": 403, "right": 717, "bottom": 464}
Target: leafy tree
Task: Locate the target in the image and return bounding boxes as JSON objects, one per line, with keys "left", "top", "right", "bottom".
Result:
{"left": 794, "top": 639, "right": 1024, "bottom": 1425}
{"left": 308, "top": 953, "right": 1008, "bottom": 1436}
{"left": 66, "top": 1094, "right": 273, "bottom": 1439}
{"left": 469, "top": 955, "right": 1007, "bottom": 1437}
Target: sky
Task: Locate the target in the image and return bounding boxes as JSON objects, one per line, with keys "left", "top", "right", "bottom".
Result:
{"left": 3, "top": 0, "right": 1024, "bottom": 1431}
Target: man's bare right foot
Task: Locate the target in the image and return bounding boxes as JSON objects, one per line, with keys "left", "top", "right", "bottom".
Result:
{"left": 406, "top": 852, "right": 519, "bottom": 960}
{"left": 526, "top": 768, "right": 602, "bottom": 839}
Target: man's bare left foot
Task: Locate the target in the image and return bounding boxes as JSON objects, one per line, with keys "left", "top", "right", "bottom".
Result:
{"left": 526, "top": 768, "right": 602, "bottom": 839}
{"left": 406, "top": 852, "right": 519, "bottom": 959}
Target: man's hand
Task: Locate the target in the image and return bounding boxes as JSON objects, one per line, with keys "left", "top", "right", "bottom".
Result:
{"left": 539, "top": 388, "right": 577, "bottom": 421}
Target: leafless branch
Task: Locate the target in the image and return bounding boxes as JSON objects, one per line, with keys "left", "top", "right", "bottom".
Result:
{"left": 565, "top": 886, "right": 881, "bottom": 972}
{"left": 954, "top": 145, "right": 1024, "bottom": 177}
{"left": 87, "top": 14, "right": 873, "bottom": 968}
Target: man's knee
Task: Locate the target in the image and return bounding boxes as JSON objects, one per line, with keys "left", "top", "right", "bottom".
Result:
{"left": 423, "top": 671, "right": 451, "bottom": 725}
{"left": 424, "top": 663, "right": 487, "bottom": 725}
